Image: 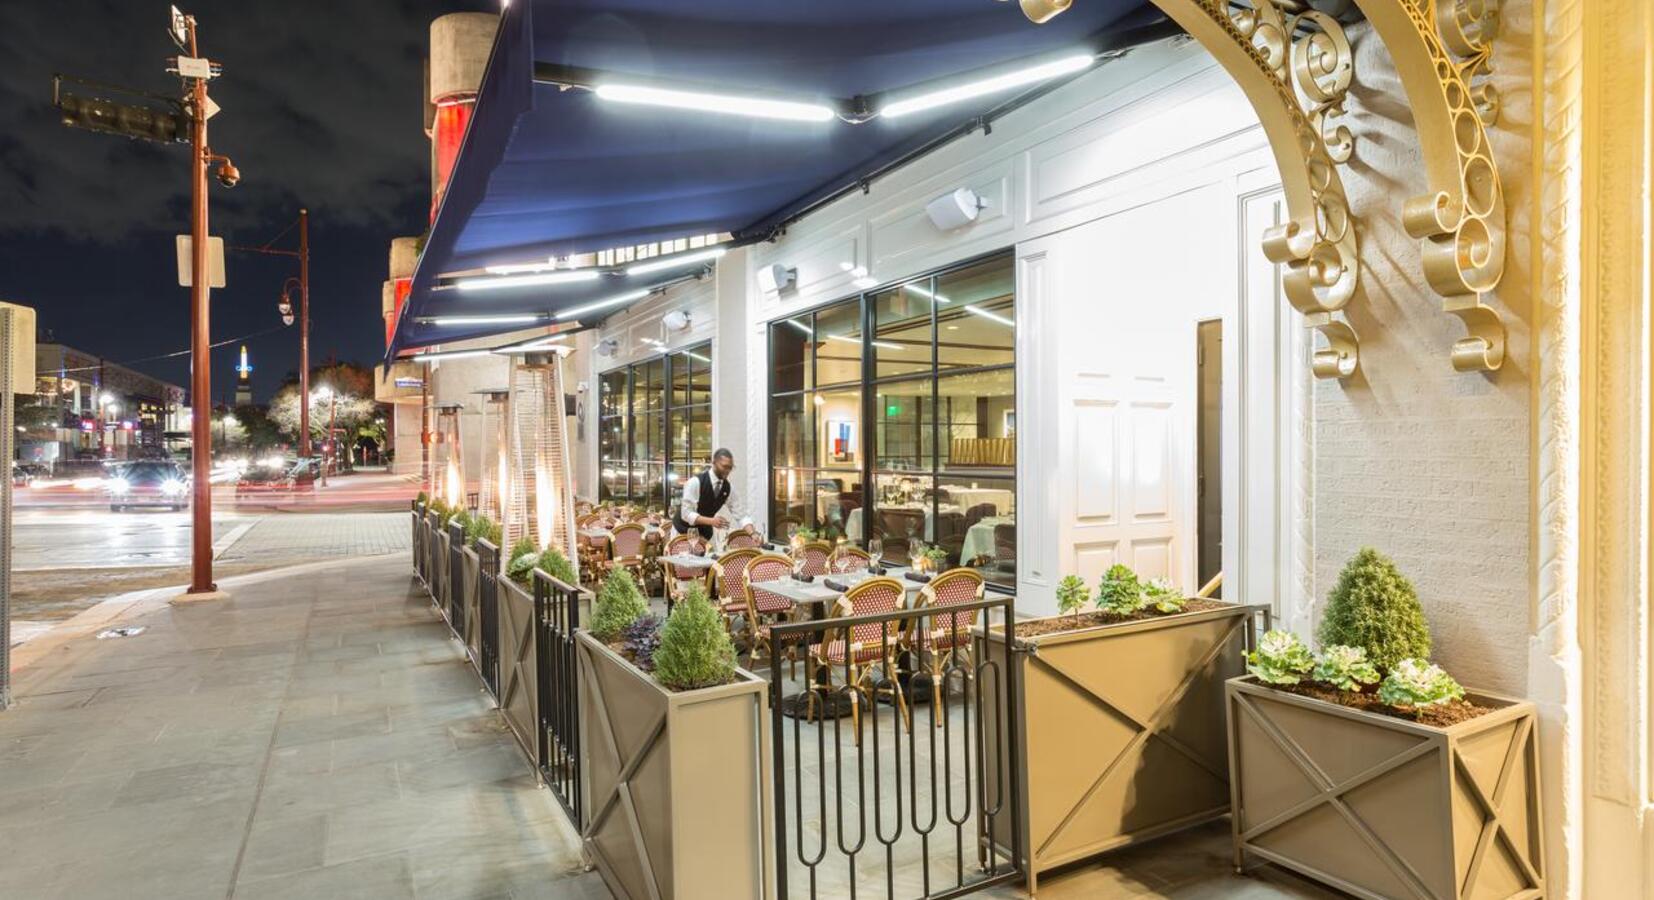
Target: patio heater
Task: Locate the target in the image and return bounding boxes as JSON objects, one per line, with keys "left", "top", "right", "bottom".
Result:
{"left": 503, "top": 350, "right": 578, "bottom": 576}
{"left": 431, "top": 402, "right": 465, "bottom": 509}
{"left": 475, "top": 388, "right": 511, "bottom": 523}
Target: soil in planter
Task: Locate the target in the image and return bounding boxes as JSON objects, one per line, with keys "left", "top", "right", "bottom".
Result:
{"left": 1275, "top": 682, "right": 1494, "bottom": 728}
{"left": 1015, "top": 599, "right": 1232, "bottom": 638}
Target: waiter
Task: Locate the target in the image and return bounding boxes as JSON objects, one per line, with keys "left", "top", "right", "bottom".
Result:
{"left": 675, "top": 448, "right": 735, "bottom": 539}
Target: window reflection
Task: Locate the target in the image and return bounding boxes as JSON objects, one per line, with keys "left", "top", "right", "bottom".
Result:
{"left": 597, "top": 342, "right": 711, "bottom": 508}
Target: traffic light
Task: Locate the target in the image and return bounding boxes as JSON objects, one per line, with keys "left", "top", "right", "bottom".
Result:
{"left": 54, "top": 77, "right": 188, "bottom": 144}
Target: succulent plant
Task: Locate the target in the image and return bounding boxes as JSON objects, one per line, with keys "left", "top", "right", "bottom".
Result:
{"left": 591, "top": 570, "right": 649, "bottom": 641}
{"left": 1319, "top": 548, "right": 1432, "bottom": 672}
{"left": 1094, "top": 564, "right": 1144, "bottom": 615}
{"left": 1378, "top": 658, "right": 1465, "bottom": 709}
{"left": 506, "top": 551, "right": 538, "bottom": 586}
{"left": 1247, "top": 630, "right": 1315, "bottom": 685}
{"left": 1312, "top": 644, "right": 1381, "bottom": 691}
{"left": 1055, "top": 575, "right": 1090, "bottom": 622}
{"left": 1143, "top": 577, "right": 1187, "bottom": 614}
{"left": 651, "top": 584, "right": 736, "bottom": 691}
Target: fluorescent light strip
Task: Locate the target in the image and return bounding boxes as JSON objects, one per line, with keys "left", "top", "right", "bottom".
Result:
{"left": 786, "top": 318, "right": 814, "bottom": 335}
{"left": 964, "top": 304, "right": 1014, "bottom": 327}
{"left": 410, "top": 349, "right": 491, "bottom": 363}
{"left": 554, "top": 289, "right": 652, "bottom": 321}
{"left": 594, "top": 84, "right": 835, "bottom": 123}
{"left": 881, "top": 53, "right": 1094, "bottom": 119}
{"left": 685, "top": 351, "right": 711, "bottom": 363}
{"left": 491, "top": 336, "right": 569, "bottom": 355}
{"left": 484, "top": 259, "right": 559, "bottom": 275}
{"left": 455, "top": 270, "right": 603, "bottom": 292}
{"left": 420, "top": 314, "right": 546, "bottom": 326}
{"left": 903, "top": 284, "right": 951, "bottom": 304}
{"left": 625, "top": 246, "right": 727, "bottom": 277}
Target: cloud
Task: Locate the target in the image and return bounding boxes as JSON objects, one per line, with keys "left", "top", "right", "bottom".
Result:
{"left": 0, "top": 0, "right": 494, "bottom": 242}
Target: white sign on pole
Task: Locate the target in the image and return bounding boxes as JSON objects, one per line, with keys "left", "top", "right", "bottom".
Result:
{"left": 175, "top": 56, "right": 214, "bottom": 79}
{"left": 176, "top": 235, "right": 226, "bottom": 288}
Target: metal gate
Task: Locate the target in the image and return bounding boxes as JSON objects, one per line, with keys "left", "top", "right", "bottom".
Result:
{"left": 767, "top": 592, "right": 1023, "bottom": 899}
{"left": 534, "top": 570, "right": 583, "bottom": 825}
{"left": 476, "top": 539, "right": 501, "bottom": 697}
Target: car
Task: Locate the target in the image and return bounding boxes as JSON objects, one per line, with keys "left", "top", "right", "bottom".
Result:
{"left": 12, "top": 462, "right": 48, "bottom": 487}
{"left": 235, "top": 466, "right": 293, "bottom": 496}
{"left": 107, "top": 461, "right": 190, "bottom": 511}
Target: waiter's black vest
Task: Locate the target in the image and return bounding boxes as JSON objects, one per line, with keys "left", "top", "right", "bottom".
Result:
{"left": 675, "top": 470, "right": 730, "bottom": 539}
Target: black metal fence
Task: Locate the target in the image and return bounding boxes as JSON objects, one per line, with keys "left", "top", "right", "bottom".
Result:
{"left": 534, "top": 569, "right": 583, "bottom": 825}
{"left": 426, "top": 513, "right": 445, "bottom": 614}
{"left": 767, "top": 593, "right": 1023, "bottom": 900}
{"left": 477, "top": 539, "right": 501, "bottom": 697}
{"left": 411, "top": 502, "right": 427, "bottom": 584}
{"left": 447, "top": 521, "right": 466, "bottom": 633}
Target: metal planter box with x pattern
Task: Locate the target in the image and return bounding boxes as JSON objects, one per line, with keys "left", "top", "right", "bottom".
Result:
{"left": 1226, "top": 676, "right": 1545, "bottom": 900}
{"left": 976, "top": 603, "right": 1255, "bottom": 893}
{"left": 575, "top": 632, "right": 774, "bottom": 900}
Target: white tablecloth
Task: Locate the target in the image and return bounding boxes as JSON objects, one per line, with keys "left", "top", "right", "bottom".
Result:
{"left": 943, "top": 487, "right": 1014, "bottom": 515}
{"left": 959, "top": 516, "right": 1012, "bottom": 564}
{"left": 845, "top": 504, "right": 936, "bottom": 543}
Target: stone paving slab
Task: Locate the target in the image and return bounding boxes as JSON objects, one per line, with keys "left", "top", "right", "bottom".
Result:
{"left": 215, "top": 512, "right": 410, "bottom": 563}
{"left": 0, "top": 555, "right": 603, "bottom": 900}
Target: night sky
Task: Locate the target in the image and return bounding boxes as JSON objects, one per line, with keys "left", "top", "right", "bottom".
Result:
{"left": 0, "top": 0, "right": 494, "bottom": 402}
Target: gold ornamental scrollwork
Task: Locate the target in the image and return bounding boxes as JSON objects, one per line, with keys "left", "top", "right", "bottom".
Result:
{"left": 1352, "top": 0, "right": 1507, "bottom": 371}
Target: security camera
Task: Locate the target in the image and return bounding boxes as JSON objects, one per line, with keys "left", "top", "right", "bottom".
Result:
{"left": 215, "top": 158, "right": 240, "bottom": 188}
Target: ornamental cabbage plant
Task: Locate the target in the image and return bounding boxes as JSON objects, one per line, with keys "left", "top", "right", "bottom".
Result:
{"left": 1143, "top": 577, "right": 1187, "bottom": 614}
{"left": 1095, "top": 564, "right": 1144, "bottom": 615}
{"left": 1312, "top": 645, "right": 1380, "bottom": 691}
{"left": 1247, "top": 630, "right": 1314, "bottom": 685}
{"left": 1377, "top": 658, "right": 1465, "bottom": 708}
{"left": 1054, "top": 575, "right": 1090, "bottom": 622}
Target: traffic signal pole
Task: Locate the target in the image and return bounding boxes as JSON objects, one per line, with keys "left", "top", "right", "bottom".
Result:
{"left": 298, "top": 209, "right": 311, "bottom": 458}
{"left": 185, "top": 14, "right": 215, "bottom": 595}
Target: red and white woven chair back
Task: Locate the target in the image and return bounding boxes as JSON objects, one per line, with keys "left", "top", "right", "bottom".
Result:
{"left": 843, "top": 577, "right": 906, "bottom": 651}
{"left": 831, "top": 548, "right": 872, "bottom": 572}
{"left": 612, "top": 523, "right": 645, "bottom": 559}
{"left": 925, "top": 569, "right": 984, "bottom": 643}
{"left": 800, "top": 542, "right": 831, "bottom": 577}
{"left": 744, "top": 554, "right": 794, "bottom": 615}
{"left": 715, "top": 548, "right": 759, "bottom": 601}
{"left": 726, "top": 530, "right": 759, "bottom": 550}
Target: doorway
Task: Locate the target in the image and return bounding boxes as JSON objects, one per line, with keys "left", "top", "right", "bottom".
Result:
{"left": 1196, "top": 319, "right": 1223, "bottom": 596}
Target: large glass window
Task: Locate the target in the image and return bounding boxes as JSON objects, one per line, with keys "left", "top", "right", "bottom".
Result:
{"left": 598, "top": 342, "right": 712, "bottom": 509}
{"left": 767, "top": 252, "right": 1017, "bottom": 588}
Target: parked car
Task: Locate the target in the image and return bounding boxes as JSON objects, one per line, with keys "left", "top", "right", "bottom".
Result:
{"left": 12, "top": 462, "right": 48, "bottom": 487}
{"left": 235, "top": 466, "right": 292, "bottom": 496}
{"left": 107, "top": 461, "right": 190, "bottom": 511}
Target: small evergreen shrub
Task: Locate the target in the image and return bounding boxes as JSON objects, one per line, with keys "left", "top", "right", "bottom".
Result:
{"left": 451, "top": 508, "right": 472, "bottom": 536}
{"left": 1054, "top": 575, "right": 1090, "bottom": 622}
{"left": 416, "top": 490, "right": 429, "bottom": 507}
{"left": 1095, "top": 564, "right": 1144, "bottom": 615}
{"left": 1313, "top": 645, "right": 1381, "bottom": 691}
{"left": 1248, "top": 630, "right": 1314, "bottom": 685}
{"left": 1144, "top": 578, "right": 1187, "bottom": 614}
{"left": 478, "top": 519, "right": 503, "bottom": 548}
{"left": 651, "top": 585, "right": 736, "bottom": 691}
{"left": 1318, "top": 547, "right": 1431, "bottom": 672}
{"left": 591, "top": 570, "right": 648, "bottom": 641}
{"left": 506, "top": 551, "right": 537, "bottom": 586}
{"left": 1378, "top": 658, "right": 1465, "bottom": 708}
{"left": 429, "top": 498, "right": 453, "bottom": 528}
{"left": 463, "top": 514, "right": 493, "bottom": 547}
{"left": 621, "top": 614, "right": 663, "bottom": 671}
{"left": 536, "top": 547, "right": 578, "bottom": 585}
{"left": 508, "top": 537, "right": 537, "bottom": 561}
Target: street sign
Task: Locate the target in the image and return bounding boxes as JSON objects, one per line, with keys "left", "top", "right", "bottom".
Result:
{"left": 174, "top": 56, "right": 215, "bottom": 79}
{"left": 175, "top": 235, "right": 226, "bottom": 288}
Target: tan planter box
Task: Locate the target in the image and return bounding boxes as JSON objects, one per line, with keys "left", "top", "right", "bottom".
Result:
{"left": 460, "top": 545, "right": 481, "bottom": 667}
{"left": 576, "top": 632, "right": 773, "bottom": 900}
{"left": 977, "top": 603, "right": 1254, "bottom": 892}
{"left": 496, "top": 578, "right": 539, "bottom": 762}
{"left": 1226, "top": 676, "right": 1545, "bottom": 900}
{"left": 433, "top": 529, "right": 452, "bottom": 613}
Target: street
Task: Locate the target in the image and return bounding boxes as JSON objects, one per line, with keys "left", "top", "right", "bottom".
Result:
{"left": 8, "top": 470, "right": 418, "bottom": 640}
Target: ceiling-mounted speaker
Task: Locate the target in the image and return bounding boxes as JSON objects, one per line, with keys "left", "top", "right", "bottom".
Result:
{"left": 925, "top": 187, "right": 986, "bottom": 232}
{"left": 596, "top": 338, "right": 619, "bottom": 358}
{"left": 663, "top": 309, "right": 691, "bottom": 332}
{"left": 1019, "top": 0, "right": 1073, "bottom": 24}
{"left": 757, "top": 263, "right": 797, "bottom": 294}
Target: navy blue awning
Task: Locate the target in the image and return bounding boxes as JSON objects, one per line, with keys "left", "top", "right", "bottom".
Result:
{"left": 390, "top": 0, "right": 1168, "bottom": 358}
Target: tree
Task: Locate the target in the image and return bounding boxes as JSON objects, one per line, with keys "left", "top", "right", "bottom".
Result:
{"left": 267, "top": 362, "right": 385, "bottom": 458}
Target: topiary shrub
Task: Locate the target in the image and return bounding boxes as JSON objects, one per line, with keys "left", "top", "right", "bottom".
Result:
{"left": 536, "top": 547, "right": 578, "bottom": 585}
{"left": 416, "top": 490, "right": 429, "bottom": 507}
{"left": 651, "top": 584, "right": 736, "bottom": 691}
{"left": 590, "top": 570, "right": 648, "bottom": 641}
{"left": 1318, "top": 547, "right": 1431, "bottom": 671}
{"left": 463, "top": 514, "right": 494, "bottom": 547}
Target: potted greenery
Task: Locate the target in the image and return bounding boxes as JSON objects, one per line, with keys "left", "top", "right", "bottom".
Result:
{"left": 576, "top": 583, "right": 772, "bottom": 900}
{"left": 976, "top": 562, "right": 1258, "bottom": 893}
{"left": 1226, "top": 548, "right": 1544, "bottom": 900}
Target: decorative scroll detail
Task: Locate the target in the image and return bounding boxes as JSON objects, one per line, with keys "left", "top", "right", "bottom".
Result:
{"left": 1355, "top": 0, "right": 1509, "bottom": 371}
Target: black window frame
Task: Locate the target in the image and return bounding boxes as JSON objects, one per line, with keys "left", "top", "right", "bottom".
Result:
{"left": 597, "top": 341, "right": 713, "bottom": 509}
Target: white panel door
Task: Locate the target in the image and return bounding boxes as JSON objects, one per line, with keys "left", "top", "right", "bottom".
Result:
{"left": 1020, "top": 186, "right": 1230, "bottom": 612}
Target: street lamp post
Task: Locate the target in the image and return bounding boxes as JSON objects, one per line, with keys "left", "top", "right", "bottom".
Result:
{"left": 231, "top": 208, "right": 309, "bottom": 455}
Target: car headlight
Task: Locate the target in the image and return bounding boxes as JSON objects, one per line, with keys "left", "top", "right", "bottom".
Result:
{"left": 162, "top": 479, "right": 185, "bottom": 495}
{"left": 109, "top": 478, "right": 130, "bottom": 494}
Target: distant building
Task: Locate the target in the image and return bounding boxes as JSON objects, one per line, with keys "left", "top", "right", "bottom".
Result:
{"left": 27, "top": 342, "right": 187, "bottom": 466}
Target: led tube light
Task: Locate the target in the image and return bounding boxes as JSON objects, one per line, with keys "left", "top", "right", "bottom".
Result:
{"left": 595, "top": 84, "right": 836, "bottom": 123}
{"left": 420, "top": 314, "right": 546, "bottom": 326}
{"left": 409, "top": 349, "right": 491, "bottom": 362}
{"left": 903, "top": 283, "right": 952, "bottom": 304}
{"left": 455, "top": 270, "right": 603, "bottom": 292}
{"left": 625, "top": 246, "right": 728, "bottom": 276}
{"left": 880, "top": 54, "right": 1094, "bottom": 119}
{"left": 555, "top": 289, "right": 652, "bottom": 321}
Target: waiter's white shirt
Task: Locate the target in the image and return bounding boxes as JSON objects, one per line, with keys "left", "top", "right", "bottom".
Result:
{"left": 680, "top": 469, "right": 729, "bottom": 525}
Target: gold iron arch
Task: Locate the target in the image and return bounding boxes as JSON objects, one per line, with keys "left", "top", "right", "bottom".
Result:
{"left": 1023, "top": 0, "right": 1509, "bottom": 375}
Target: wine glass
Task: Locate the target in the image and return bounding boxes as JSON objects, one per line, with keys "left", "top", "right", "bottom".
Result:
{"left": 868, "top": 536, "right": 883, "bottom": 568}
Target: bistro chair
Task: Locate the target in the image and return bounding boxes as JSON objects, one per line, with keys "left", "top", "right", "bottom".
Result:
{"left": 605, "top": 522, "right": 648, "bottom": 584}
{"left": 712, "top": 547, "right": 762, "bottom": 640}
{"left": 662, "top": 534, "right": 709, "bottom": 612}
{"left": 798, "top": 540, "right": 833, "bottom": 577}
{"left": 830, "top": 546, "right": 873, "bottom": 573}
{"left": 815, "top": 576, "right": 912, "bottom": 743}
{"left": 913, "top": 568, "right": 986, "bottom": 725}
{"left": 726, "top": 528, "right": 761, "bottom": 551}
{"left": 743, "top": 553, "right": 801, "bottom": 672}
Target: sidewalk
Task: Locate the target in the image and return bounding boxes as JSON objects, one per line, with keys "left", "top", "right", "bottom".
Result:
{"left": 0, "top": 555, "right": 608, "bottom": 900}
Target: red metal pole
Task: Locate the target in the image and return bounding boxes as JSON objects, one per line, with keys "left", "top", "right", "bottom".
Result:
{"left": 186, "top": 16, "right": 215, "bottom": 594}
{"left": 298, "top": 208, "right": 311, "bottom": 458}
